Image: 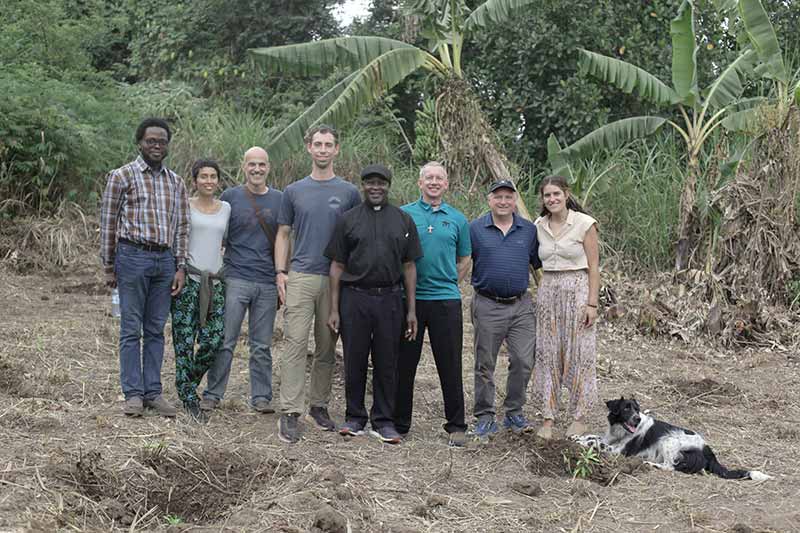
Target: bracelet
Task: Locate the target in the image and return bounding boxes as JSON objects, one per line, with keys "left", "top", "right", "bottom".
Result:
{"left": 587, "top": 304, "right": 598, "bottom": 308}
{"left": 277, "top": 269, "right": 288, "bottom": 275}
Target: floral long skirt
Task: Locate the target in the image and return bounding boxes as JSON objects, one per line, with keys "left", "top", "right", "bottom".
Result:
{"left": 533, "top": 270, "right": 597, "bottom": 421}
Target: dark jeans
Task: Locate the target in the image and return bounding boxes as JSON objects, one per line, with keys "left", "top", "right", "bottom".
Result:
{"left": 395, "top": 299, "right": 466, "bottom": 434}
{"left": 339, "top": 286, "right": 403, "bottom": 429}
{"left": 115, "top": 242, "right": 175, "bottom": 400}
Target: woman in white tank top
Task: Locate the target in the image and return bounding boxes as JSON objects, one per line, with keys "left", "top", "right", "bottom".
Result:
{"left": 170, "top": 159, "right": 231, "bottom": 422}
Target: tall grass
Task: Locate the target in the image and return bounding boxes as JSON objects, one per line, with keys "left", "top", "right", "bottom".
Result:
{"left": 573, "top": 136, "right": 684, "bottom": 271}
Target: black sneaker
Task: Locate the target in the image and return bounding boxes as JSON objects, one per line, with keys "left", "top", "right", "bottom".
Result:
{"left": 307, "top": 406, "right": 336, "bottom": 431}
{"left": 184, "top": 402, "right": 209, "bottom": 424}
{"left": 278, "top": 413, "right": 302, "bottom": 443}
{"left": 339, "top": 419, "right": 366, "bottom": 437}
{"left": 369, "top": 425, "right": 402, "bottom": 444}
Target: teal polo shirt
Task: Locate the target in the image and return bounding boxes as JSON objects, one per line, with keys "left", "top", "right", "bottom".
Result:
{"left": 401, "top": 198, "right": 471, "bottom": 300}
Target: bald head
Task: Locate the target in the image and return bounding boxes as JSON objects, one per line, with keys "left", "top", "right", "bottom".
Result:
{"left": 242, "top": 146, "right": 270, "bottom": 192}
{"left": 244, "top": 146, "right": 268, "bottom": 163}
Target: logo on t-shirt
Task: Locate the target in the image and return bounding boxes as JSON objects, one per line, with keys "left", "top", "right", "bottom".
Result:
{"left": 328, "top": 196, "right": 342, "bottom": 210}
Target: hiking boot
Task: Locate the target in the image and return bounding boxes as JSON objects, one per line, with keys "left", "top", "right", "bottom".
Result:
{"left": 199, "top": 397, "right": 219, "bottom": 412}
{"left": 278, "top": 413, "right": 302, "bottom": 443}
{"left": 503, "top": 413, "right": 532, "bottom": 434}
{"left": 123, "top": 396, "right": 143, "bottom": 417}
{"left": 143, "top": 395, "right": 177, "bottom": 417}
{"left": 252, "top": 398, "right": 275, "bottom": 414}
{"left": 307, "top": 406, "right": 336, "bottom": 431}
{"left": 565, "top": 420, "right": 587, "bottom": 437}
{"left": 339, "top": 420, "right": 366, "bottom": 437}
{"left": 369, "top": 425, "right": 402, "bottom": 445}
{"left": 470, "top": 418, "right": 499, "bottom": 439}
{"left": 184, "top": 402, "right": 209, "bottom": 424}
{"left": 448, "top": 431, "right": 467, "bottom": 448}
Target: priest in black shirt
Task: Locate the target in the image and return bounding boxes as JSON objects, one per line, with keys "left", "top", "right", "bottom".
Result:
{"left": 325, "top": 164, "right": 423, "bottom": 444}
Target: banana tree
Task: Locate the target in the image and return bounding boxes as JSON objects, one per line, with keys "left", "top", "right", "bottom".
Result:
{"left": 248, "top": 0, "right": 536, "bottom": 217}
{"left": 721, "top": 0, "right": 794, "bottom": 131}
{"left": 553, "top": 0, "right": 756, "bottom": 271}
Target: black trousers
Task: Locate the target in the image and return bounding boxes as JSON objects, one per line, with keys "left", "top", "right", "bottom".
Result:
{"left": 395, "top": 299, "right": 466, "bottom": 434}
{"left": 339, "top": 286, "right": 403, "bottom": 429}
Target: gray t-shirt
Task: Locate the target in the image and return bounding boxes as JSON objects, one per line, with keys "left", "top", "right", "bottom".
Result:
{"left": 277, "top": 176, "right": 361, "bottom": 275}
{"left": 221, "top": 185, "right": 283, "bottom": 284}
{"left": 187, "top": 201, "right": 231, "bottom": 282}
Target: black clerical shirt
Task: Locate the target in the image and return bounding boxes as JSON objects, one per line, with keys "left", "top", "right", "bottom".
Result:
{"left": 324, "top": 202, "right": 423, "bottom": 287}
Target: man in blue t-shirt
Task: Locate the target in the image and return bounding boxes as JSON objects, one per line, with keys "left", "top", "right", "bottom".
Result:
{"left": 273, "top": 125, "right": 361, "bottom": 443}
{"left": 469, "top": 179, "right": 541, "bottom": 439}
{"left": 201, "top": 147, "right": 282, "bottom": 413}
{"left": 394, "top": 162, "right": 471, "bottom": 447}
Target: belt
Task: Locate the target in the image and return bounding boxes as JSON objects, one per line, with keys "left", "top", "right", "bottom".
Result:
{"left": 347, "top": 284, "right": 402, "bottom": 295}
{"left": 477, "top": 289, "right": 525, "bottom": 304}
{"left": 119, "top": 238, "right": 170, "bottom": 253}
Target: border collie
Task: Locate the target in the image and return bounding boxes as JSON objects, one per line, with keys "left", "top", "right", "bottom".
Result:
{"left": 577, "top": 397, "right": 770, "bottom": 481}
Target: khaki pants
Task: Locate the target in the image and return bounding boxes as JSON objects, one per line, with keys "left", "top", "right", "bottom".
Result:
{"left": 279, "top": 271, "right": 338, "bottom": 414}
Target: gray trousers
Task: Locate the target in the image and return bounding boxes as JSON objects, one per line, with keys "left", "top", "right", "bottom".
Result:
{"left": 203, "top": 277, "right": 277, "bottom": 404}
{"left": 471, "top": 292, "right": 536, "bottom": 421}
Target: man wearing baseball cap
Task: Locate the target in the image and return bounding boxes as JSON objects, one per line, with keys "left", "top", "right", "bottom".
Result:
{"left": 468, "top": 179, "right": 541, "bottom": 439}
{"left": 325, "top": 164, "right": 423, "bottom": 444}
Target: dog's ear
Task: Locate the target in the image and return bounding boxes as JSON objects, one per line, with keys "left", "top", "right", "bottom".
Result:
{"left": 605, "top": 399, "right": 620, "bottom": 413}
{"left": 632, "top": 398, "right": 640, "bottom": 411}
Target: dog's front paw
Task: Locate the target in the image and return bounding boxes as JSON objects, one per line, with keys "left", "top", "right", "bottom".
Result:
{"left": 573, "top": 434, "right": 605, "bottom": 450}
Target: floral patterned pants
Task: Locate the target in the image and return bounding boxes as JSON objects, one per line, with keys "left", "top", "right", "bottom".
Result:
{"left": 170, "top": 278, "right": 225, "bottom": 405}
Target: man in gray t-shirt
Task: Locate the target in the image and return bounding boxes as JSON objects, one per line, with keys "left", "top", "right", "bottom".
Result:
{"left": 201, "top": 147, "right": 283, "bottom": 414}
{"left": 274, "top": 124, "right": 361, "bottom": 443}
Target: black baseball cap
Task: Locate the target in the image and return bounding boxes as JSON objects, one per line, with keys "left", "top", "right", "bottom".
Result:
{"left": 489, "top": 179, "right": 517, "bottom": 193}
{"left": 360, "top": 164, "right": 392, "bottom": 183}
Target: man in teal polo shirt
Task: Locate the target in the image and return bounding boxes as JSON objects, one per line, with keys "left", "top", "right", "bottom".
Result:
{"left": 394, "top": 161, "right": 471, "bottom": 447}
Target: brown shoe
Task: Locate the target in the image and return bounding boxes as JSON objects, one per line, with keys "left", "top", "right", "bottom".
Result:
{"left": 144, "top": 395, "right": 177, "bottom": 417}
{"left": 252, "top": 398, "right": 275, "bottom": 414}
{"left": 448, "top": 431, "right": 467, "bottom": 447}
{"left": 199, "top": 398, "right": 219, "bottom": 412}
{"left": 124, "top": 396, "right": 143, "bottom": 417}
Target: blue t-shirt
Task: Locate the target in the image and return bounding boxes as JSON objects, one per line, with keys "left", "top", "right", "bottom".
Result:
{"left": 221, "top": 185, "right": 283, "bottom": 284}
{"left": 277, "top": 176, "right": 361, "bottom": 275}
{"left": 470, "top": 212, "right": 541, "bottom": 298}
{"left": 401, "top": 198, "right": 471, "bottom": 300}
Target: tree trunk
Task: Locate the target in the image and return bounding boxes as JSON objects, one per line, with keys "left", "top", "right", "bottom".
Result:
{"left": 675, "top": 154, "right": 699, "bottom": 271}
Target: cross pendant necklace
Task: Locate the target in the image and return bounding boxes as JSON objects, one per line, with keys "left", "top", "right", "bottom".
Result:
{"left": 427, "top": 225, "right": 434, "bottom": 233}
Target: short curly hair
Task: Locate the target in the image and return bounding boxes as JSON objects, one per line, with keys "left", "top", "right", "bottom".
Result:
{"left": 135, "top": 118, "right": 172, "bottom": 143}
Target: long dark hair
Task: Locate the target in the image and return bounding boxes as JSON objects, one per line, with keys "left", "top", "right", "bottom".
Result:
{"left": 538, "top": 175, "right": 589, "bottom": 217}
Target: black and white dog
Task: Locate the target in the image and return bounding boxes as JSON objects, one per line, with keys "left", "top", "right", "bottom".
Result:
{"left": 576, "top": 397, "right": 771, "bottom": 481}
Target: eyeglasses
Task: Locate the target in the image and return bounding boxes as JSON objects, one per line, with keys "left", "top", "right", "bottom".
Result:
{"left": 143, "top": 138, "right": 169, "bottom": 147}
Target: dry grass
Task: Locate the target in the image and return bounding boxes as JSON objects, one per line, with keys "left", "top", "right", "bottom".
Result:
{"left": 0, "top": 258, "right": 799, "bottom": 532}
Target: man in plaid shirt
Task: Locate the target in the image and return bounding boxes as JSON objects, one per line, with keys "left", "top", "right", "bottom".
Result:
{"left": 100, "top": 118, "right": 189, "bottom": 417}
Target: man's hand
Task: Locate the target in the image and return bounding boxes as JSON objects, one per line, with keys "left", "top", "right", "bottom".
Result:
{"left": 404, "top": 311, "right": 418, "bottom": 340}
{"left": 276, "top": 271, "right": 288, "bottom": 305}
{"left": 105, "top": 271, "right": 117, "bottom": 289}
{"left": 327, "top": 310, "right": 340, "bottom": 334}
{"left": 171, "top": 268, "right": 185, "bottom": 296}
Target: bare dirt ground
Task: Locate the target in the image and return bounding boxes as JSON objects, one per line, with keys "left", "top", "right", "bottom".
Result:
{"left": 1, "top": 262, "right": 798, "bottom": 533}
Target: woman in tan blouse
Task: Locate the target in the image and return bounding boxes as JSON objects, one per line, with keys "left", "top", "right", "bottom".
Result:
{"left": 532, "top": 175, "right": 600, "bottom": 439}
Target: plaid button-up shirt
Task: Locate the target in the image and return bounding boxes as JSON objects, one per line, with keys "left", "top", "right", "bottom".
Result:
{"left": 100, "top": 156, "right": 189, "bottom": 274}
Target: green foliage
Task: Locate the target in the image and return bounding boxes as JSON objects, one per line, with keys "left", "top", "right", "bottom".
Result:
{"left": 563, "top": 446, "right": 601, "bottom": 479}
{"left": 0, "top": 66, "right": 137, "bottom": 215}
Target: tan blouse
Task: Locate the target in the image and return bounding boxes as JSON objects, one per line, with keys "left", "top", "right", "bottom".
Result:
{"left": 535, "top": 210, "right": 597, "bottom": 271}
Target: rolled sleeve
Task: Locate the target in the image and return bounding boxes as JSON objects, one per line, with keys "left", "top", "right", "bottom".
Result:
{"left": 173, "top": 177, "right": 190, "bottom": 268}
{"left": 99, "top": 170, "right": 125, "bottom": 274}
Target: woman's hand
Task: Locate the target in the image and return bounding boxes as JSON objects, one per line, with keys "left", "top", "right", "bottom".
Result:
{"left": 582, "top": 305, "right": 598, "bottom": 328}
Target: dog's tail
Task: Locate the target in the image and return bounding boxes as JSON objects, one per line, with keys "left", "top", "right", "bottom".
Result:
{"left": 703, "top": 446, "right": 771, "bottom": 481}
